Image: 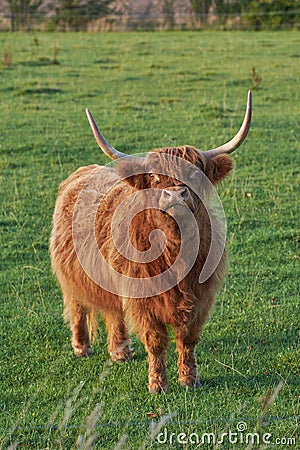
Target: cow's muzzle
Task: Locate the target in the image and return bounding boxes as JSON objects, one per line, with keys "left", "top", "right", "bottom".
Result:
{"left": 160, "top": 186, "right": 195, "bottom": 213}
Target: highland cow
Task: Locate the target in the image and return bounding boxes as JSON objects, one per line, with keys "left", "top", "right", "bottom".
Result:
{"left": 50, "top": 91, "right": 252, "bottom": 393}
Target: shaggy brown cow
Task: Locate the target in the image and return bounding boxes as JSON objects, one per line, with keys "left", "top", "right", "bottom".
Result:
{"left": 50, "top": 91, "right": 252, "bottom": 393}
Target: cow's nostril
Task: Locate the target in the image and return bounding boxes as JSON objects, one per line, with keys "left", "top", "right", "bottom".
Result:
{"left": 178, "top": 187, "right": 188, "bottom": 200}
{"left": 163, "top": 187, "right": 188, "bottom": 202}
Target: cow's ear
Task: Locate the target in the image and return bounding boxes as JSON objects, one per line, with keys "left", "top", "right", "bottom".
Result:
{"left": 205, "top": 154, "right": 233, "bottom": 184}
{"left": 116, "top": 156, "right": 147, "bottom": 190}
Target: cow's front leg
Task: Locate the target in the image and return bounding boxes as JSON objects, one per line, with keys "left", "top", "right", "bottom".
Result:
{"left": 144, "top": 325, "right": 168, "bottom": 394}
{"left": 175, "top": 327, "right": 201, "bottom": 388}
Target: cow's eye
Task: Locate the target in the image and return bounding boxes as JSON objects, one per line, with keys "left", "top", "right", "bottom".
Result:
{"left": 149, "top": 173, "right": 160, "bottom": 184}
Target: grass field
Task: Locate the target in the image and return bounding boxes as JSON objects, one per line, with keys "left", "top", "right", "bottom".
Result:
{"left": 0, "top": 31, "right": 299, "bottom": 449}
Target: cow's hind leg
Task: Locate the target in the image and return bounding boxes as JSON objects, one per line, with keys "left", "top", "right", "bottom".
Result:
{"left": 64, "top": 294, "right": 93, "bottom": 357}
{"left": 175, "top": 325, "right": 201, "bottom": 388}
{"left": 102, "top": 310, "right": 132, "bottom": 362}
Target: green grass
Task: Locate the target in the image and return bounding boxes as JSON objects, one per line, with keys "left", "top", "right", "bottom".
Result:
{"left": 0, "top": 31, "right": 299, "bottom": 449}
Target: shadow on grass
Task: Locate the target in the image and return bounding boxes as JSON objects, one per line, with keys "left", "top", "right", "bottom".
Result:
{"left": 18, "top": 58, "right": 60, "bottom": 67}
{"left": 17, "top": 88, "right": 62, "bottom": 96}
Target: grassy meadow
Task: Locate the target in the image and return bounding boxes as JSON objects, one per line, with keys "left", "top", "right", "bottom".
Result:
{"left": 0, "top": 31, "right": 299, "bottom": 449}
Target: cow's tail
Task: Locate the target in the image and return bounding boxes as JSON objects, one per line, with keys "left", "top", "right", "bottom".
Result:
{"left": 87, "top": 309, "right": 98, "bottom": 343}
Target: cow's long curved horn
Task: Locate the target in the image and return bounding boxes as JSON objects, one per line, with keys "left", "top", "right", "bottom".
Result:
{"left": 203, "top": 90, "right": 252, "bottom": 160}
{"left": 86, "top": 108, "right": 128, "bottom": 160}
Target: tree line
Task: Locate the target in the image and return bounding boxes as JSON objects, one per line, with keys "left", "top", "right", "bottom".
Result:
{"left": 4, "top": 0, "right": 300, "bottom": 31}
{"left": 191, "top": 0, "right": 299, "bottom": 30}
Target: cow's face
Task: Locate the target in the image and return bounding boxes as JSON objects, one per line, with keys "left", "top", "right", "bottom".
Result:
{"left": 116, "top": 146, "right": 233, "bottom": 218}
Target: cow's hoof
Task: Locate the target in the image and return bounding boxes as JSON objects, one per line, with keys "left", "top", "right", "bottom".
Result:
{"left": 179, "top": 378, "right": 201, "bottom": 389}
{"left": 73, "top": 345, "right": 93, "bottom": 357}
{"left": 110, "top": 349, "right": 133, "bottom": 363}
{"left": 148, "top": 383, "right": 168, "bottom": 394}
